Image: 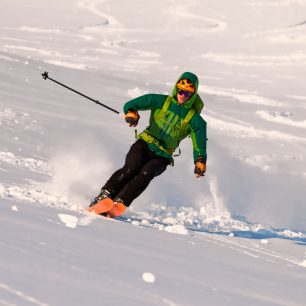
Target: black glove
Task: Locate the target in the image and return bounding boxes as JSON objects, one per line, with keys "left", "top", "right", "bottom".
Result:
{"left": 194, "top": 156, "right": 206, "bottom": 177}
{"left": 125, "top": 110, "right": 140, "bottom": 127}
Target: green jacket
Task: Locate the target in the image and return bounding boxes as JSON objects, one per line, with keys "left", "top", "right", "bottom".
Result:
{"left": 123, "top": 72, "right": 207, "bottom": 164}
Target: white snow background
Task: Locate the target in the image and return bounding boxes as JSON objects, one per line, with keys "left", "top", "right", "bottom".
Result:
{"left": 0, "top": 0, "right": 306, "bottom": 305}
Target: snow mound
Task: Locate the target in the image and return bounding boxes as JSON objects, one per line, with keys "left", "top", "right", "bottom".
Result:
{"left": 142, "top": 272, "right": 156, "bottom": 283}
{"left": 299, "top": 260, "right": 306, "bottom": 268}
{"left": 11, "top": 205, "right": 19, "bottom": 212}
{"left": 58, "top": 214, "right": 78, "bottom": 229}
{"left": 164, "top": 225, "right": 188, "bottom": 235}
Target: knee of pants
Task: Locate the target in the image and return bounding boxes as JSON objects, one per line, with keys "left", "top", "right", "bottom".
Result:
{"left": 140, "top": 168, "right": 154, "bottom": 179}
{"left": 121, "top": 165, "right": 139, "bottom": 178}
{"left": 141, "top": 165, "right": 166, "bottom": 178}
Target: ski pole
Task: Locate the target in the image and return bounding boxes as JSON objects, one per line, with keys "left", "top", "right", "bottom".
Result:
{"left": 41, "top": 71, "right": 120, "bottom": 115}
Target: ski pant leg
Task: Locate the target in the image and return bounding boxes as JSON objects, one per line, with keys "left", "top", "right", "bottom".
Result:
{"left": 102, "top": 139, "right": 149, "bottom": 197}
{"left": 115, "top": 156, "right": 170, "bottom": 207}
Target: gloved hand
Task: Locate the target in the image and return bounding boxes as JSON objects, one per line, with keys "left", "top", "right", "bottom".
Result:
{"left": 125, "top": 110, "right": 140, "bottom": 127}
{"left": 194, "top": 156, "right": 206, "bottom": 178}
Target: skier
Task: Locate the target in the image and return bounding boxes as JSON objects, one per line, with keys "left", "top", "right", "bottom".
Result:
{"left": 87, "top": 72, "right": 207, "bottom": 217}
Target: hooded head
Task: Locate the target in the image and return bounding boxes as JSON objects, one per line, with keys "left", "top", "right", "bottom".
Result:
{"left": 172, "top": 72, "right": 199, "bottom": 108}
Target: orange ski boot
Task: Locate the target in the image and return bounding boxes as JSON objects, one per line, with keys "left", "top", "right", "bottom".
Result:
{"left": 107, "top": 202, "right": 126, "bottom": 218}
{"left": 86, "top": 198, "right": 114, "bottom": 215}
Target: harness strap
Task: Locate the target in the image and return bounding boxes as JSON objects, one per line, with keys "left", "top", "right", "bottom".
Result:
{"left": 181, "top": 108, "right": 196, "bottom": 129}
{"left": 138, "top": 130, "right": 175, "bottom": 155}
{"left": 156, "top": 96, "right": 172, "bottom": 121}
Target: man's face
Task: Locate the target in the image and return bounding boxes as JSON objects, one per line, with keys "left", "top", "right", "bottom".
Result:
{"left": 177, "top": 89, "right": 193, "bottom": 104}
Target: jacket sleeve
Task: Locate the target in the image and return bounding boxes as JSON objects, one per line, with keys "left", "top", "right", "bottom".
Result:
{"left": 123, "top": 94, "right": 167, "bottom": 114}
{"left": 189, "top": 115, "right": 207, "bottom": 163}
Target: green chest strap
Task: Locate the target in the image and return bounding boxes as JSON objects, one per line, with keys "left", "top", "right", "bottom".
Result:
{"left": 156, "top": 96, "right": 172, "bottom": 121}
{"left": 182, "top": 108, "right": 196, "bottom": 129}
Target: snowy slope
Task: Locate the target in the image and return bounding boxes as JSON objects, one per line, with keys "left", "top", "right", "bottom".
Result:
{"left": 1, "top": 203, "right": 306, "bottom": 306}
{"left": 1, "top": 0, "right": 306, "bottom": 305}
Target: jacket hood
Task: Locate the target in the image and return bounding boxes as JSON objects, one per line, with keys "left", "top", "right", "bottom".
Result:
{"left": 171, "top": 71, "right": 199, "bottom": 109}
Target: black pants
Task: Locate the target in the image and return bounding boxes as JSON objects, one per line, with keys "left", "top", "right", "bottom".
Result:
{"left": 103, "top": 139, "right": 170, "bottom": 206}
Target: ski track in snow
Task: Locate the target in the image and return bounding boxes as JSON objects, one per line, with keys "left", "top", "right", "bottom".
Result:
{"left": 286, "top": 94, "right": 306, "bottom": 100}
{"left": 3, "top": 45, "right": 89, "bottom": 71}
{"left": 164, "top": 4, "right": 227, "bottom": 32}
{"left": 202, "top": 233, "right": 305, "bottom": 269}
{"left": 3, "top": 25, "right": 67, "bottom": 34}
{"left": 4, "top": 45, "right": 64, "bottom": 57}
{"left": 238, "top": 153, "right": 305, "bottom": 175}
{"left": 0, "top": 281, "right": 50, "bottom": 306}
{"left": 44, "top": 59, "right": 88, "bottom": 70}
{"left": 2, "top": 40, "right": 161, "bottom": 73}
{"left": 0, "top": 0, "right": 228, "bottom": 76}
{"left": 201, "top": 85, "right": 284, "bottom": 107}
{"left": 205, "top": 113, "right": 306, "bottom": 143}
{"left": 246, "top": 23, "right": 306, "bottom": 44}
{"left": 199, "top": 86, "right": 305, "bottom": 145}
{"left": 201, "top": 52, "right": 306, "bottom": 66}
{"left": 0, "top": 53, "right": 21, "bottom": 62}
{"left": 76, "top": 0, "right": 122, "bottom": 27}
{"left": 256, "top": 110, "right": 306, "bottom": 128}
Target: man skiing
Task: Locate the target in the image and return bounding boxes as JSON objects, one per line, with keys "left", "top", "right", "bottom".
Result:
{"left": 87, "top": 72, "right": 207, "bottom": 217}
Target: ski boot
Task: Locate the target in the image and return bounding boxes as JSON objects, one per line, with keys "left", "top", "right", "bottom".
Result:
{"left": 106, "top": 197, "right": 126, "bottom": 218}
{"left": 87, "top": 189, "right": 114, "bottom": 215}
{"left": 87, "top": 194, "right": 126, "bottom": 217}
{"left": 89, "top": 189, "right": 111, "bottom": 207}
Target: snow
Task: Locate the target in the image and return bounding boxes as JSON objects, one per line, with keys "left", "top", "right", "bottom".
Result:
{"left": 299, "top": 260, "right": 306, "bottom": 268}
{"left": 11, "top": 205, "right": 19, "bottom": 212}
{"left": 0, "top": 0, "right": 306, "bottom": 305}
{"left": 164, "top": 225, "right": 188, "bottom": 235}
{"left": 58, "top": 214, "right": 79, "bottom": 229}
{"left": 127, "top": 87, "right": 149, "bottom": 99}
{"left": 142, "top": 272, "right": 156, "bottom": 284}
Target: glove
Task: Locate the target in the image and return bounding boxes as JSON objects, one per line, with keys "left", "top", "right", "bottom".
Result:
{"left": 125, "top": 110, "right": 140, "bottom": 127}
{"left": 194, "top": 156, "right": 206, "bottom": 178}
